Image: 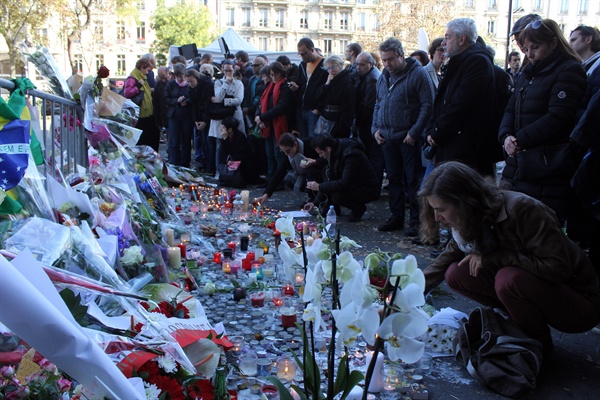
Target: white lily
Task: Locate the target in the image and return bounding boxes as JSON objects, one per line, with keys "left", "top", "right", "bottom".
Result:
{"left": 276, "top": 214, "right": 296, "bottom": 241}
{"left": 390, "top": 255, "right": 426, "bottom": 292}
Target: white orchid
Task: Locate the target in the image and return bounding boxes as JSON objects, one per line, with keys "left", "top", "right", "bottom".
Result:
{"left": 321, "top": 251, "right": 360, "bottom": 283}
{"left": 303, "top": 265, "right": 323, "bottom": 304}
{"left": 302, "top": 302, "right": 325, "bottom": 332}
{"left": 275, "top": 214, "right": 295, "bottom": 241}
{"left": 278, "top": 240, "right": 303, "bottom": 268}
{"left": 390, "top": 255, "right": 425, "bottom": 292}
{"left": 339, "top": 236, "right": 362, "bottom": 252}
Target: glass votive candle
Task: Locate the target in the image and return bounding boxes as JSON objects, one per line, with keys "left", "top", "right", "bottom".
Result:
{"left": 295, "top": 270, "right": 305, "bottom": 285}
{"left": 228, "top": 241, "right": 237, "bottom": 253}
{"left": 254, "top": 248, "right": 264, "bottom": 258}
{"left": 262, "top": 266, "right": 274, "bottom": 278}
{"left": 242, "top": 258, "right": 252, "bottom": 271}
{"left": 256, "top": 358, "right": 272, "bottom": 377}
{"left": 271, "top": 289, "right": 284, "bottom": 307}
{"left": 213, "top": 252, "right": 222, "bottom": 264}
{"left": 281, "top": 303, "right": 297, "bottom": 329}
{"left": 229, "top": 335, "right": 245, "bottom": 357}
{"left": 250, "top": 291, "right": 266, "bottom": 307}
{"left": 239, "top": 354, "right": 258, "bottom": 377}
{"left": 251, "top": 261, "right": 263, "bottom": 279}
{"left": 418, "top": 348, "right": 433, "bottom": 375}
{"left": 190, "top": 204, "right": 199, "bottom": 213}
{"left": 222, "top": 259, "right": 231, "bottom": 274}
{"left": 223, "top": 248, "right": 233, "bottom": 260}
{"left": 230, "top": 260, "right": 241, "bottom": 276}
{"left": 240, "top": 236, "right": 249, "bottom": 252}
{"left": 283, "top": 282, "right": 295, "bottom": 296}
{"left": 246, "top": 251, "right": 255, "bottom": 262}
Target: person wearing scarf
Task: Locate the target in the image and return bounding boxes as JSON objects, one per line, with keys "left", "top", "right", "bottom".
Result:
{"left": 255, "top": 62, "right": 295, "bottom": 180}
{"left": 124, "top": 57, "right": 158, "bottom": 151}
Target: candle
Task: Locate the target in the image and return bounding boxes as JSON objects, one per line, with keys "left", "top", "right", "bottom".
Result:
{"left": 302, "top": 222, "right": 309, "bottom": 235}
{"left": 228, "top": 241, "right": 237, "bottom": 253}
{"left": 178, "top": 242, "right": 187, "bottom": 258}
{"left": 277, "top": 355, "right": 296, "bottom": 381}
{"left": 248, "top": 272, "right": 257, "bottom": 284}
{"left": 222, "top": 259, "right": 231, "bottom": 274}
{"left": 365, "top": 351, "right": 384, "bottom": 393}
{"left": 295, "top": 270, "right": 305, "bottom": 285}
{"left": 254, "top": 248, "right": 264, "bottom": 258}
{"left": 246, "top": 251, "right": 255, "bottom": 262}
{"left": 241, "top": 190, "right": 250, "bottom": 212}
{"left": 283, "top": 283, "right": 295, "bottom": 296}
{"left": 242, "top": 258, "right": 251, "bottom": 271}
{"left": 167, "top": 247, "right": 181, "bottom": 269}
{"left": 190, "top": 204, "right": 199, "bottom": 213}
{"left": 213, "top": 252, "right": 222, "bottom": 264}
{"left": 252, "top": 262, "right": 263, "bottom": 280}
{"left": 240, "top": 236, "right": 249, "bottom": 252}
{"left": 181, "top": 233, "right": 190, "bottom": 243}
{"left": 281, "top": 304, "right": 297, "bottom": 328}
{"left": 250, "top": 291, "right": 266, "bottom": 307}
{"left": 230, "top": 260, "right": 241, "bottom": 276}
{"left": 165, "top": 228, "right": 175, "bottom": 247}
{"left": 262, "top": 267, "right": 274, "bottom": 277}
{"left": 263, "top": 244, "right": 269, "bottom": 254}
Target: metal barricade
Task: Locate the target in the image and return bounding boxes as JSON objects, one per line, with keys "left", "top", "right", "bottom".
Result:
{"left": 0, "top": 77, "right": 88, "bottom": 180}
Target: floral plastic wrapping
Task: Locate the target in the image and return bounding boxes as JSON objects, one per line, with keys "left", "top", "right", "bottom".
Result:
{"left": 4, "top": 217, "right": 70, "bottom": 265}
{"left": 12, "top": 154, "right": 57, "bottom": 221}
{"left": 22, "top": 46, "right": 74, "bottom": 100}
{"left": 95, "top": 118, "right": 142, "bottom": 148}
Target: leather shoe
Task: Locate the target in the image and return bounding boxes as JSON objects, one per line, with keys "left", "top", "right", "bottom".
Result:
{"left": 348, "top": 204, "right": 366, "bottom": 222}
{"left": 377, "top": 217, "right": 404, "bottom": 232}
{"left": 405, "top": 225, "right": 419, "bottom": 237}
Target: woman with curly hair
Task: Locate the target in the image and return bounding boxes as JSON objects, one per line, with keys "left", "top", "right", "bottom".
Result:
{"left": 420, "top": 161, "right": 600, "bottom": 359}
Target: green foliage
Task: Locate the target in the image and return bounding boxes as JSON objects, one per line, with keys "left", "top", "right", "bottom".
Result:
{"left": 59, "top": 288, "right": 89, "bottom": 327}
{"left": 151, "top": 1, "right": 216, "bottom": 56}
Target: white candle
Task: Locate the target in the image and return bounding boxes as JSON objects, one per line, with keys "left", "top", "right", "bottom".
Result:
{"left": 365, "top": 351, "right": 384, "bottom": 393}
{"left": 165, "top": 228, "right": 175, "bottom": 247}
{"left": 167, "top": 247, "right": 182, "bottom": 269}
{"left": 241, "top": 190, "right": 250, "bottom": 212}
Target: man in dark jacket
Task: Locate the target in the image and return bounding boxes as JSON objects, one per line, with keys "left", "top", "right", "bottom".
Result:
{"left": 355, "top": 51, "right": 384, "bottom": 193}
{"left": 373, "top": 38, "right": 434, "bottom": 233}
{"left": 235, "top": 51, "right": 254, "bottom": 80}
{"left": 426, "top": 18, "right": 497, "bottom": 176}
{"left": 304, "top": 134, "right": 379, "bottom": 222}
{"left": 288, "top": 38, "right": 329, "bottom": 137}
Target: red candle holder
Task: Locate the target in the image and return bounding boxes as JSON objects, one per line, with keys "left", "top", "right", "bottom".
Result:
{"left": 228, "top": 241, "right": 237, "bottom": 253}
{"left": 281, "top": 311, "right": 297, "bottom": 328}
{"left": 242, "top": 258, "right": 252, "bottom": 271}
{"left": 213, "top": 252, "right": 222, "bottom": 264}
{"left": 246, "top": 251, "right": 255, "bottom": 262}
{"left": 283, "top": 283, "right": 295, "bottom": 296}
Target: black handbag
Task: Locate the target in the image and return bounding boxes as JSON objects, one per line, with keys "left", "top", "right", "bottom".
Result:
{"left": 454, "top": 307, "right": 544, "bottom": 398}
{"left": 217, "top": 163, "right": 245, "bottom": 188}
{"left": 515, "top": 141, "right": 577, "bottom": 181}
{"left": 130, "top": 89, "right": 144, "bottom": 106}
{"left": 208, "top": 94, "right": 236, "bottom": 120}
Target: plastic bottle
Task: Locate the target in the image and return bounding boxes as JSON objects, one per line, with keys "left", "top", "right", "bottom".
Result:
{"left": 326, "top": 205, "right": 337, "bottom": 238}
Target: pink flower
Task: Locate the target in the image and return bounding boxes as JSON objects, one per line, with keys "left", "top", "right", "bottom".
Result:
{"left": 57, "top": 378, "right": 72, "bottom": 392}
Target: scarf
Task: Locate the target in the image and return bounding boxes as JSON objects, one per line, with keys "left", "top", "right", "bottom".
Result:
{"left": 130, "top": 68, "right": 153, "bottom": 118}
{"left": 259, "top": 78, "right": 288, "bottom": 139}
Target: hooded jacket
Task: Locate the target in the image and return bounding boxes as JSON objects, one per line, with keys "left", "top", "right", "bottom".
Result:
{"left": 294, "top": 58, "right": 329, "bottom": 110}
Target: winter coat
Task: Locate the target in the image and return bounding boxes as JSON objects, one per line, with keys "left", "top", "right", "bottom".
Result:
{"left": 189, "top": 75, "right": 213, "bottom": 125}
{"left": 218, "top": 129, "right": 259, "bottom": 184}
{"left": 428, "top": 43, "right": 497, "bottom": 174}
{"left": 208, "top": 78, "right": 244, "bottom": 139}
{"left": 355, "top": 66, "right": 381, "bottom": 140}
{"left": 423, "top": 190, "right": 600, "bottom": 303}
{"left": 294, "top": 58, "right": 329, "bottom": 110}
{"left": 372, "top": 57, "right": 434, "bottom": 142}
{"left": 124, "top": 68, "right": 153, "bottom": 118}
{"left": 316, "top": 138, "right": 379, "bottom": 203}
{"left": 315, "top": 68, "right": 356, "bottom": 138}
{"left": 257, "top": 78, "right": 295, "bottom": 141}
{"left": 163, "top": 79, "right": 191, "bottom": 119}
{"left": 499, "top": 51, "right": 586, "bottom": 213}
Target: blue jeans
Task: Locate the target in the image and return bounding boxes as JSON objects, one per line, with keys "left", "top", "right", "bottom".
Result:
{"left": 194, "top": 126, "right": 209, "bottom": 165}
{"left": 298, "top": 109, "right": 320, "bottom": 138}
{"left": 380, "top": 137, "right": 423, "bottom": 226}
{"left": 167, "top": 109, "right": 194, "bottom": 167}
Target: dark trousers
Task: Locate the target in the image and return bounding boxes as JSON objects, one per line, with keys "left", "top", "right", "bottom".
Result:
{"left": 167, "top": 110, "right": 194, "bottom": 167}
{"left": 445, "top": 262, "right": 600, "bottom": 348}
{"left": 137, "top": 115, "right": 160, "bottom": 152}
{"left": 331, "top": 190, "right": 370, "bottom": 216}
{"left": 359, "top": 129, "right": 385, "bottom": 196}
{"left": 380, "top": 137, "right": 423, "bottom": 226}
{"left": 193, "top": 126, "right": 209, "bottom": 165}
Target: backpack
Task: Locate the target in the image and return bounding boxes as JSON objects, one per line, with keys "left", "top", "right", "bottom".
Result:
{"left": 454, "top": 307, "right": 544, "bottom": 398}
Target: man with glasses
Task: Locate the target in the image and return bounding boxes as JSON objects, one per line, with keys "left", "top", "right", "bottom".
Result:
{"left": 570, "top": 25, "right": 600, "bottom": 76}
{"left": 288, "top": 37, "right": 328, "bottom": 137}
{"left": 373, "top": 38, "right": 434, "bottom": 233}
{"left": 425, "top": 18, "right": 498, "bottom": 177}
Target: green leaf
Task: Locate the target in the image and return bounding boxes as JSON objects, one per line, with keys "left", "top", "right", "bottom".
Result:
{"left": 266, "top": 377, "right": 296, "bottom": 400}
{"left": 290, "top": 384, "right": 311, "bottom": 400}
{"left": 340, "top": 370, "right": 365, "bottom": 400}
{"left": 59, "top": 288, "right": 89, "bottom": 327}
{"left": 333, "top": 354, "right": 349, "bottom": 395}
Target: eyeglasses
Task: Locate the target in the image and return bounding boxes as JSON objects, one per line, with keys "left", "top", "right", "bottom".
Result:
{"left": 280, "top": 147, "right": 293, "bottom": 155}
{"left": 223, "top": 69, "right": 234, "bottom": 72}
{"left": 252, "top": 64, "right": 264, "bottom": 67}
{"left": 527, "top": 19, "right": 554, "bottom": 35}
{"left": 323, "top": 65, "right": 340, "bottom": 71}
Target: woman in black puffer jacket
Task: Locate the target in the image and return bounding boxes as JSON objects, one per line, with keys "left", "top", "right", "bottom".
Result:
{"left": 314, "top": 55, "right": 356, "bottom": 138}
{"left": 499, "top": 18, "right": 586, "bottom": 220}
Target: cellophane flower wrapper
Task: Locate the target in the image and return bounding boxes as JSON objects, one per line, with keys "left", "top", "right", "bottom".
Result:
{"left": 0, "top": 250, "right": 143, "bottom": 399}
{"left": 95, "top": 118, "right": 142, "bottom": 148}
{"left": 47, "top": 174, "right": 99, "bottom": 227}
{"left": 4, "top": 216, "right": 70, "bottom": 265}
{"left": 87, "top": 120, "right": 134, "bottom": 163}
{"left": 421, "top": 307, "right": 468, "bottom": 357}
{"left": 11, "top": 154, "right": 57, "bottom": 221}
{"left": 135, "top": 174, "right": 180, "bottom": 222}
{"left": 22, "top": 46, "right": 74, "bottom": 100}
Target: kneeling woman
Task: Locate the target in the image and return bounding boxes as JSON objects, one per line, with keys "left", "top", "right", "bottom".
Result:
{"left": 218, "top": 117, "right": 259, "bottom": 188}
{"left": 420, "top": 161, "right": 600, "bottom": 357}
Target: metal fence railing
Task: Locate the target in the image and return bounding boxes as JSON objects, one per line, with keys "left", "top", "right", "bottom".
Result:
{"left": 0, "top": 77, "right": 88, "bottom": 181}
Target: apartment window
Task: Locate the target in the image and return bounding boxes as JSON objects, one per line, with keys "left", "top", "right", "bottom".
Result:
{"left": 95, "top": 54, "right": 104, "bottom": 71}
{"left": 559, "top": 23, "right": 566, "bottom": 33}
{"left": 578, "top": 0, "right": 588, "bottom": 14}
{"left": 339, "top": 39, "right": 348, "bottom": 54}
{"left": 357, "top": 13, "right": 366, "bottom": 31}
{"left": 275, "top": 9, "right": 284, "bottom": 28}
{"left": 300, "top": 10, "right": 308, "bottom": 29}
{"left": 117, "top": 54, "right": 126, "bottom": 75}
{"left": 487, "top": 20, "right": 496, "bottom": 35}
{"left": 259, "top": 8, "right": 268, "bottom": 27}
{"left": 357, "top": 0, "right": 365, "bottom": 3}
{"left": 275, "top": 37, "right": 284, "bottom": 51}
{"left": 137, "top": 1, "right": 145, "bottom": 10}
{"left": 136, "top": 22, "right": 146, "bottom": 40}
{"left": 323, "top": 39, "right": 332, "bottom": 55}
{"left": 116, "top": 21, "right": 126, "bottom": 41}
{"left": 559, "top": 0, "right": 569, "bottom": 14}
{"left": 94, "top": 23, "right": 103, "bottom": 40}
{"left": 74, "top": 54, "right": 83, "bottom": 74}
{"left": 242, "top": 8, "right": 251, "bottom": 27}
{"left": 340, "top": 13, "right": 349, "bottom": 30}
{"left": 487, "top": 0, "right": 497, "bottom": 11}
{"left": 226, "top": 8, "right": 235, "bottom": 26}
{"left": 259, "top": 37, "right": 268, "bottom": 51}
{"left": 464, "top": 0, "right": 474, "bottom": 8}
{"left": 324, "top": 12, "right": 333, "bottom": 30}
{"left": 532, "top": 0, "right": 543, "bottom": 11}
{"left": 513, "top": 0, "right": 522, "bottom": 10}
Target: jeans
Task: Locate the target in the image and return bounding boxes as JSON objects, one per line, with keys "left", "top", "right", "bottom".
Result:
{"left": 194, "top": 126, "right": 209, "bottom": 165}
{"left": 298, "top": 109, "right": 320, "bottom": 138}
{"left": 380, "top": 137, "right": 423, "bottom": 226}
{"left": 167, "top": 109, "right": 194, "bottom": 167}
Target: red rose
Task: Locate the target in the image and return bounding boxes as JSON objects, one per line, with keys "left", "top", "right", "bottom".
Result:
{"left": 97, "top": 66, "right": 110, "bottom": 78}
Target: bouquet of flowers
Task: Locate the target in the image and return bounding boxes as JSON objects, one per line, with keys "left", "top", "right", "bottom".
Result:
{"left": 22, "top": 45, "right": 74, "bottom": 100}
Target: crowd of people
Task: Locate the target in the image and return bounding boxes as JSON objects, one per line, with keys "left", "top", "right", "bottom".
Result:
{"left": 116, "top": 14, "right": 600, "bottom": 366}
